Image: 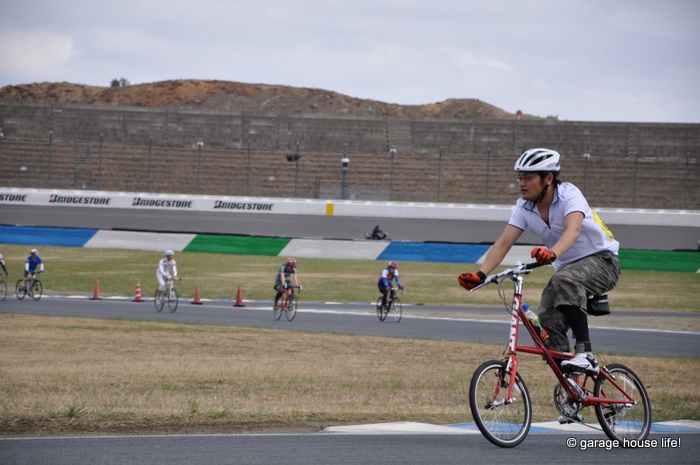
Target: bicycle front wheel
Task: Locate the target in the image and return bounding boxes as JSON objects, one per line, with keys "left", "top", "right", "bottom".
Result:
{"left": 31, "top": 280, "right": 42, "bottom": 301}
{"left": 168, "top": 288, "right": 178, "bottom": 313}
{"left": 391, "top": 297, "right": 402, "bottom": 322}
{"left": 376, "top": 297, "right": 387, "bottom": 321}
{"left": 0, "top": 280, "right": 7, "bottom": 301}
{"left": 154, "top": 289, "right": 165, "bottom": 312}
{"left": 285, "top": 294, "right": 297, "bottom": 321}
{"left": 469, "top": 360, "right": 532, "bottom": 448}
{"left": 15, "top": 280, "right": 26, "bottom": 300}
{"left": 594, "top": 363, "right": 652, "bottom": 444}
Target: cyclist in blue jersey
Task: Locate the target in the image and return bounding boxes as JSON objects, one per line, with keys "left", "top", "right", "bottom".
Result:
{"left": 24, "top": 249, "right": 44, "bottom": 287}
{"left": 378, "top": 261, "right": 403, "bottom": 309}
{"left": 273, "top": 257, "right": 301, "bottom": 310}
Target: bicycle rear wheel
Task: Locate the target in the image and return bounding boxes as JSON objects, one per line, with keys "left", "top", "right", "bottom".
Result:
{"left": 594, "top": 363, "right": 652, "bottom": 444}
{"left": 376, "top": 297, "right": 387, "bottom": 321}
{"left": 0, "top": 280, "right": 7, "bottom": 301}
{"left": 31, "top": 280, "right": 42, "bottom": 301}
{"left": 154, "top": 289, "right": 165, "bottom": 312}
{"left": 285, "top": 294, "right": 297, "bottom": 321}
{"left": 391, "top": 297, "right": 402, "bottom": 322}
{"left": 168, "top": 288, "right": 178, "bottom": 312}
{"left": 469, "top": 360, "right": 532, "bottom": 448}
{"left": 15, "top": 280, "right": 26, "bottom": 300}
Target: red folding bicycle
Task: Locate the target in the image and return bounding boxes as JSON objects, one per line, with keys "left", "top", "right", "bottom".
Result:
{"left": 468, "top": 261, "right": 651, "bottom": 448}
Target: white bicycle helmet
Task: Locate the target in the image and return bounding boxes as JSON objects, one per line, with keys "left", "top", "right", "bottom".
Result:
{"left": 30, "top": 248, "right": 38, "bottom": 254}
{"left": 514, "top": 148, "right": 561, "bottom": 172}
{"left": 164, "top": 250, "right": 174, "bottom": 256}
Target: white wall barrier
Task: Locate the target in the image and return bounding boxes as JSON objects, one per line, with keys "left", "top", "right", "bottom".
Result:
{"left": 1, "top": 188, "right": 699, "bottom": 227}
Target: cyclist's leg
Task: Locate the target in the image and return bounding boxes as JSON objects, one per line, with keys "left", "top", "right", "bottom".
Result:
{"left": 537, "top": 290, "right": 570, "bottom": 353}
{"left": 273, "top": 281, "right": 283, "bottom": 309}
{"left": 543, "top": 253, "right": 620, "bottom": 354}
{"left": 378, "top": 280, "right": 389, "bottom": 308}
{"left": 156, "top": 273, "right": 166, "bottom": 297}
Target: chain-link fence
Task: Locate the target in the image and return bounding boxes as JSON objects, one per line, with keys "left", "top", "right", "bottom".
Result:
{"left": 1, "top": 136, "right": 698, "bottom": 210}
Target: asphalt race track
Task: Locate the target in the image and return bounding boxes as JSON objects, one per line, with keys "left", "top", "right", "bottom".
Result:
{"left": 1, "top": 298, "right": 698, "bottom": 358}
{"left": 2, "top": 433, "right": 698, "bottom": 465}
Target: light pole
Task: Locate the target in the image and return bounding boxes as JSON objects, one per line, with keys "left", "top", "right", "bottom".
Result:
{"left": 246, "top": 140, "right": 252, "bottom": 195}
{"left": 196, "top": 138, "right": 204, "bottom": 193}
{"left": 485, "top": 147, "right": 491, "bottom": 203}
{"left": 582, "top": 150, "right": 590, "bottom": 195}
{"left": 389, "top": 145, "right": 396, "bottom": 201}
{"left": 146, "top": 136, "right": 153, "bottom": 192}
{"left": 47, "top": 130, "right": 54, "bottom": 188}
{"left": 341, "top": 156, "right": 350, "bottom": 200}
{"left": 437, "top": 146, "right": 443, "bottom": 202}
{"left": 285, "top": 143, "right": 301, "bottom": 197}
{"left": 97, "top": 133, "right": 104, "bottom": 189}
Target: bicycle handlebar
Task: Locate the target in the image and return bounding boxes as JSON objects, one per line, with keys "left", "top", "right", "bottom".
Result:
{"left": 469, "top": 261, "right": 545, "bottom": 292}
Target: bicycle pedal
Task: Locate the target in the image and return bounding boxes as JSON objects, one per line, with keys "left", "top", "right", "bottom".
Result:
{"left": 557, "top": 413, "right": 584, "bottom": 425}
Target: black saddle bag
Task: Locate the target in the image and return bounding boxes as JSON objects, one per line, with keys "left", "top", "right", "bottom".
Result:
{"left": 587, "top": 294, "right": 611, "bottom": 316}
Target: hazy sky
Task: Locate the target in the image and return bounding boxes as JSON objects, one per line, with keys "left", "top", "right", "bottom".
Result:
{"left": 1, "top": 0, "right": 698, "bottom": 123}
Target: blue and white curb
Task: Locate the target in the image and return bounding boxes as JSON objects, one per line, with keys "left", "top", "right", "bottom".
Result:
{"left": 322, "top": 420, "right": 700, "bottom": 434}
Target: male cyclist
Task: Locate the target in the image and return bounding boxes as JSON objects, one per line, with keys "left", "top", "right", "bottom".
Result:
{"left": 0, "top": 253, "right": 9, "bottom": 277}
{"left": 274, "top": 257, "right": 301, "bottom": 310}
{"left": 156, "top": 250, "right": 178, "bottom": 298}
{"left": 378, "top": 261, "right": 403, "bottom": 309}
{"left": 24, "top": 249, "right": 44, "bottom": 287}
{"left": 458, "top": 148, "right": 620, "bottom": 376}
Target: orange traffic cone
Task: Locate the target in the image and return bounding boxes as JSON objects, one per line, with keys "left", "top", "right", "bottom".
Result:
{"left": 191, "top": 284, "right": 202, "bottom": 305}
{"left": 89, "top": 279, "right": 103, "bottom": 300}
{"left": 233, "top": 286, "right": 245, "bottom": 307}
{"left": 133, "top": 281, "right": 143, "bottom": 302}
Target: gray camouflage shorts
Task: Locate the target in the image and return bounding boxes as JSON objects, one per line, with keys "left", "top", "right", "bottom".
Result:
{"left": 537, "top": 251, "right": 620, "bottom": 352}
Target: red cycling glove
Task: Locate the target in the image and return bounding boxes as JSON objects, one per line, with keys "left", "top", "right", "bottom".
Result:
{"left": 531, "top": 247, "right": 557, "bottom": 265}
{"left": 458, "top": 271, "right": 486, "bottom": 291}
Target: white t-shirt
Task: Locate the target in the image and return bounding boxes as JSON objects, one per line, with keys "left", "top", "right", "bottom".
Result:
{"left": 508, "top": 182, "right": 619, "bottom": 270}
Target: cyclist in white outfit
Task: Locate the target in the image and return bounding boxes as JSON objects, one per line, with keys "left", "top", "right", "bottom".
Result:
{"left": 156, "top": 250, "right": 178, "bottom": 298}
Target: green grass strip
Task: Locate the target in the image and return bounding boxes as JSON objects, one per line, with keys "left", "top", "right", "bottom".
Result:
{"left": 183, "top": 234, "right": 291, "bottom": 256}
{"left": 619, "top": 249, "right": 700, "bottom": 272}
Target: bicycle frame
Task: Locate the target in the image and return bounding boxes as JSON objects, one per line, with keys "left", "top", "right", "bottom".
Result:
{"left": 280, "top": 285, "right": 296, "bottom": 308}
{"left": 475, "top": 262, "right": 638, "bottom": 414}
{"left": 469, "top": 261, "right": 650, "bottom": 447}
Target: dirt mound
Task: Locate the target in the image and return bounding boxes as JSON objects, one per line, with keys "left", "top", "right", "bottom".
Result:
{"left": 0, "top": 79, "right": 525, "bottom": 120}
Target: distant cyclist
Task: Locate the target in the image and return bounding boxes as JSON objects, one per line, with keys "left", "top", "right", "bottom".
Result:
{"left": 378, "top": 261, "right": 403, "bottom": 309}
{"left": 156, "top": 250, "right": 178, "bottom": 298}
{"left": 273, "top": 257, "right": 301, "bottom": 310}
{"left": 24, "top": 249, "right": 44, "bottom": 286}
{"left": 0, "top": 253, "right": 9, "bottom": 277}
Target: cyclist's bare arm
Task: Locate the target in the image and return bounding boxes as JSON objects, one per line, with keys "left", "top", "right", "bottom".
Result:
{"left": 479, "top": 225, "right": 523, "bottom": 275}
{"left": 548, "top": 211, "right": 583, "bottom": 258}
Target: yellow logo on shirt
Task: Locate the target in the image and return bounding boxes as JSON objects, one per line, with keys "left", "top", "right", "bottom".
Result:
{"left": 592, "top": 210, "right": 615, "bottom": 240}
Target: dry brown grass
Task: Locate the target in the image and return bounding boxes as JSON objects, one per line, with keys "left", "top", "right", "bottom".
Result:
{"left": 0, "top": 313, "right": 697, "bottom": 437}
